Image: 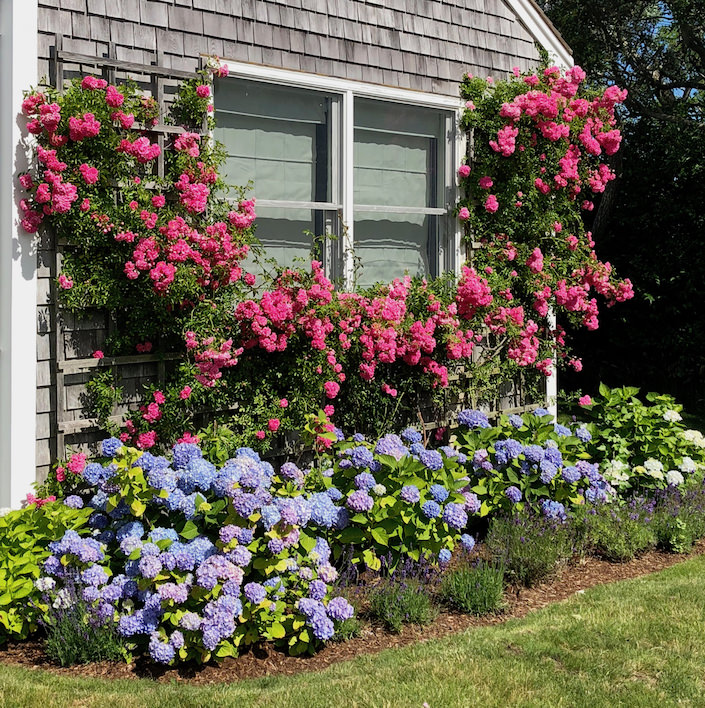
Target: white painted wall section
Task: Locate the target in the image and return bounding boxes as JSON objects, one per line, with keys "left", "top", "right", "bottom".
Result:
{"left": 0, "top": 0, "right": 39, "bottom": 508}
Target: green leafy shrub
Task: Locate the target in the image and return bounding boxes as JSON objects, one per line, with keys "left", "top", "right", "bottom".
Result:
{"left": 0, "top": 503, "right": 91, "bottom": 645}
{"left": 485, "top": 512, "right": 575, "bottom": 586}
{"left": 570, "top": 385, "right": 705, "bottom": 495}
{"left": 368, "top": 581, "right": 438, "bottom": 633}
{"left": 441, "top": 561, "right": 505, "bottom": 615}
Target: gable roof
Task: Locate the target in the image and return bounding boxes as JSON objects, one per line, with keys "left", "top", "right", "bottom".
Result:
{"left": 504, "top": 0, "right": 573, "bottom": 67}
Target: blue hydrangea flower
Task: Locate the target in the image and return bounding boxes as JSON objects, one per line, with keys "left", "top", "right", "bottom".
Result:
{"left": 149, "top": 633, "right": 175, "bottom": 664}
{"left": 505, "top": 486, "right": 522, "bottom": 503}
{"left": 101, "top": 437, "right": 123, "bottom": 458}
{"left": 326, "top": 487, "right": 343, "bottom": 501}
{"left": 458, "top": 409, "right": 491, "bottom": 429}
{"left": 543, "top": 446, "right": 563, "bottom": 467}
{"left": 409, "top": 442, "right": 425, "bottom": 456}
{"left": 460, "top": 533, "right": 476, "bottom": 551}
{"left": 352, "top": 433, "right": 365, "bottom": 443}
{"left": 539, "top": 460, "right": 558, "bottom": 484}
{"left": 308, "top": 492, "right": 338, "bottom": 528}
{"left": 64, "top": 495, "right": 83, "bottom": 509}
{"left": 421, "top": 500, "right": 441, "bottom": 519}
{"left": 533, "top": 407, "right": 550, "bottom": 417}
{"left": 401, "top": 427, "right": 423, "bottom": 443}
{"left": 495, "top": 439, "right": 523, "bottom": 466}
{"left": 562, "top": 466, "right": 581, "bottom": 483}
{"left": 541, "top": 499, "right": 567, "bottom": 521}
{"left": 350, "top": 446, "right": 374, "bottom": 469}
{"left": 180, "top": 458, "right": 216, "bottom": 493}
{"left": 523, "top": 445, "right": 544, "bottom": 464}
{"left": 172, "top": 443, "right": 203, "bottom": 470}
{"left": 575, "top": 426, "right": 592, "bottom": 443}
{"left": 508, "top": 414, "right": 524, "bottom": 429}
{"left": 429, "top": 484, "right": 449, "bottom": 503}
{"left": 259, "top": 504, "right": 281, "bottom": 530}
{"left": 309, "top": 579, "right": 327, "bottom": 601}
{"left": 419, "top": 449, "right": 443, "bottom": 471}
{"left": 354, "top": 472, "right": 376, "bottom": 490}
{"left": 442, "top": 502, "right": 468, "bottom": 530}
{"left": 554, "top": 423, "right": 571, "bottom": 437}
{"left": 438, "top": 549, "right": 451, "bottom": 563}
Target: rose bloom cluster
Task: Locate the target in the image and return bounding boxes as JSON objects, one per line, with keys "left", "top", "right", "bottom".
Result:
{"left": 19, "top": 74, "right": 257, "bottom": 300}
{"left": 457, "top": 64, "right": 634, "bottom": 375}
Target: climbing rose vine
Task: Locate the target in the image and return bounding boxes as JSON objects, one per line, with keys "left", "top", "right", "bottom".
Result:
{"left": 19, "top": 61, "right": 632, "bottom": 457}
{"left": 457, "top": 64, "right": 633, "bottom": 374}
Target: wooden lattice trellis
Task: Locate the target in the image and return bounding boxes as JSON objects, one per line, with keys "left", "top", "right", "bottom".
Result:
{"left": 48, "top": 37, "right": 206, "bottom": 456}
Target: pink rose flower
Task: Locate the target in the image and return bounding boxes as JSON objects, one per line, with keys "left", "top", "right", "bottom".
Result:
{"left": 93, "top": 350, "right": 104, "bottom": 359}
{"left": 458, "top": 206, "right": 470, "bottom": 221}
{"left": 268, "top": 418, "right": 280, "bottom": 432}
{"left": 578, "top": 394, "right": 592, "bottom": 406}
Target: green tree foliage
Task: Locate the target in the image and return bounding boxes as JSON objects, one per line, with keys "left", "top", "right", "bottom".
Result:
{"left": 537, "top": 0, "right": 705, "bottom": 407}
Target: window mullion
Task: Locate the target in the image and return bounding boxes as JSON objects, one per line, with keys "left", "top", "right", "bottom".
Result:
{"left": 343, "top": 89, "right": 355, "bottom": 290}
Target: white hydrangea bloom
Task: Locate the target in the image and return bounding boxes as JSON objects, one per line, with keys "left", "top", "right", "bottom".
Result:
{"left": 52, "top": 587, "right": 72, "bottom": 610}
{"left": 0, "top": 507, "right": 12, "bottom": 517}
{"left": 644, "top": 458, "right": 665, "bottom": 478}
{"left": 372, "top": 483, "right": 387, "bottom": 496}
{"left": 663, "top": 409, "right": 682, "bottom": 423}
{"left": 683, "top": 429, "right": 705, "bottom": 448}
{"left": 603, "top": 459, "right": 630, "bottom": 485}
{"left": 34, "top": 576, "right": 55, "bottom": 592}
{"left": 666, "top": 470, "right": 685, "bottom": 486}
{"left": 679, "top": 456, "right": 696, "bottom": 473}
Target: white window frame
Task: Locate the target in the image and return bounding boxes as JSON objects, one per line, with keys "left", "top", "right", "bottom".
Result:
{"left": 216, "top": 60, "right": 464, "bottom": 287}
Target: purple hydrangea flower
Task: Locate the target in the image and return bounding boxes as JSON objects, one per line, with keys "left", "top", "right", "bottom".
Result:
{"left": 347, "top": 490, "right": 374, "bottom": 512}
{"left": 562, "top": 466, "right": 581, "bottom": 483}
{"left": 64, "top": 495, "right": 83, "bottom": 509}
{"left": 419, "top": 450, "right": 443, "bottom": 471}
{"left": 508, "top": 414, "right": 524, "bottom": 429}
{"left": 354, "top": 472, "right": 376, "bottom": 491}
{"left": 400, "top": 485, "right": 420, "bottom": 503}
{"left": 460, "top": 533, "right": 475, "bottom": 551}
{"left": 350, "top": 446, "right": 374, "bottom": 469}
{"left": 442, "top": 502, "right": 468, "bottom": 530}
{"left": 244, "top": 582, "right": 267, "bottom": 604}
{"left": 505, "top": 486, "right": 522, "bottom": 503}
{"left": 374, "top": 434, "right": 407, "bottom": 460}
{"left": 327, "top": 597, "right": 354, "bottom": 621}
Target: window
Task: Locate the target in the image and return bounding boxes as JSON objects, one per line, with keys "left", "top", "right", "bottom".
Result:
{"left": 215, "top": 72, "right": 458, "bottom": 288}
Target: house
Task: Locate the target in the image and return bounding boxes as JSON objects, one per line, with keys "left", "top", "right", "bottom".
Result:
{"left": 0, "top": 0, "right": 570, "bottom": 507}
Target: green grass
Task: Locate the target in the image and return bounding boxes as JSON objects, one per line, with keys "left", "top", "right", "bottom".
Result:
{"left": 3, "top": 556, "right": 705, "bottom": 707}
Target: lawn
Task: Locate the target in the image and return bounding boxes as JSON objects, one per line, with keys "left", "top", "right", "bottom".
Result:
{"left": 2, "top": 554, "right": 704, "bottom": 708}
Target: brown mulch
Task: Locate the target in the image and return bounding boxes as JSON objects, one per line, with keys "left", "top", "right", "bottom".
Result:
{"left": 2, "top": 541, "right": 703, "bottom": 686}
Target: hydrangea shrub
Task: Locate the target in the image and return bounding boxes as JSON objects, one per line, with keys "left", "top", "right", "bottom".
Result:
{"left": 571, "top": 384, "right": 705, "bottom": 493}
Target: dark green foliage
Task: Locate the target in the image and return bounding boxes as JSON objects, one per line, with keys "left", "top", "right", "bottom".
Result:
{"left": 485, "top": 513, "right": 575, "bottom": 587}
{"left": 536, "top": 0, "right": 705, "bottom": 410}
{"left": 368, "top": 581, "right": 438, "bottom": 633}
{"left": 441, "top": 561, "right": 505, "bottom": 615}
{"left": 333, "top": 617, "right": 363, "bottom": 642}
{"left": 652, "top": 486, "right": 705, "bottom": 554}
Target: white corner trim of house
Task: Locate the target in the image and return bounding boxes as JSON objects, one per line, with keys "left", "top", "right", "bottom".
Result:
{"left": 504, "top": 0, "right": 574, "bottom": 69}
{"left": 0, "top": 0, "right": 39, "bottom": 508}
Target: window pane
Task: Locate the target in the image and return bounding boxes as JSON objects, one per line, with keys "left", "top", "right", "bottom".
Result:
{"left": 354, "top": 212, "right": 436, "bottom": 288}
{"left": 214, "top": 79, "right": 335, "bottom": 203}
{"left": 354, "top": 98, "right": 445, "bottom": 209}
{"left": 248, "top": 206, "right": 315, "bottom": 273}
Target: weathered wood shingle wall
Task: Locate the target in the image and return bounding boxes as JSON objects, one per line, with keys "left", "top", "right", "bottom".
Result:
{"left": 35, "top": 0, "right": 542, "bottom": 481}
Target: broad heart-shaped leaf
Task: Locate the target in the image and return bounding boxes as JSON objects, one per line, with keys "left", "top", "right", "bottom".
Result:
{"left": 599, "top": 382, "right": 611, "bottom": 398}
{"left": 362, "top": 548, "right": 381, "bottom": 571}
{"left": 269, "top": 622, "right": 286, "bottom": 639}
{"left": 369, "top": 527, "right": 389, "bottom": 546}
{"left": 298, "top": 532, "right": 316, "bottom": 553}
{"left": 130, "top": 499, "right": 146, "bottom": 517}
{"left": 179, "top": 520, "right": 199, "bottom": 540}
{"left": 337, "top": 527, "right": 365, "bottom": 544}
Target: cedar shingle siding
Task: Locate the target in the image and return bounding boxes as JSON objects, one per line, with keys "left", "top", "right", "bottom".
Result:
{"left": 35, "top": 0, "right": 542, "bottom": 481}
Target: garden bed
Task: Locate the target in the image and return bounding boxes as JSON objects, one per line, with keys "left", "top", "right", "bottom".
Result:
{"left": 3, "top": 539, "right": 702, "bottom": 686}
